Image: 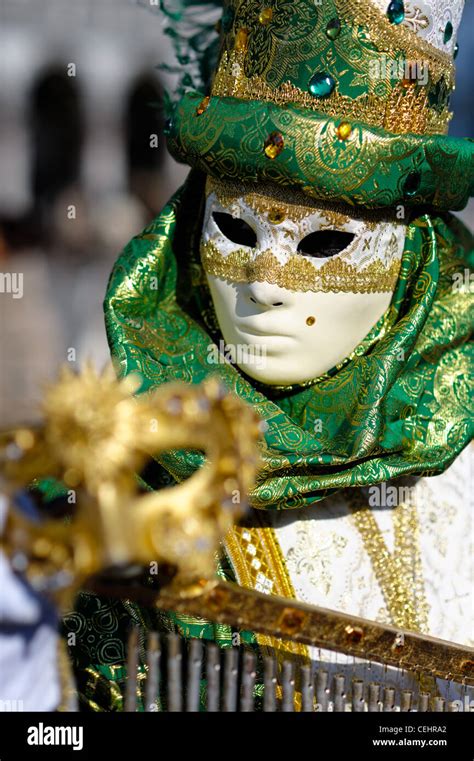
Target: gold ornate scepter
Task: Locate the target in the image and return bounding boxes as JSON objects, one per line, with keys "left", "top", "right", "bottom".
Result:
{"left": 0, "top": 364, "right": 261, "bottom": 602}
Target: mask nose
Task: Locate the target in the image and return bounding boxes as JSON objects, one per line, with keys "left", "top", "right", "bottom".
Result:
{"left": 246, "top": 281, "right": 286, "bottom": 309}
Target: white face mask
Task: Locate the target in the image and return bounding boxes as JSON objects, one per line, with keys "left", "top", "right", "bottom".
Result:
{"left": 200, "top": 179, "right": 406, "bottom": 386}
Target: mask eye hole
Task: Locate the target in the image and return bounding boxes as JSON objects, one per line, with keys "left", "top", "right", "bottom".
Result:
{"left": 212, "top": 212, "right": 257, "bottom": 248}
{"left": 297, "top": 230, "right": 355, "bottom": 258}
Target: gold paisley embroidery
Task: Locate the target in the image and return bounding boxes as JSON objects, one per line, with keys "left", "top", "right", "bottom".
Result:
{"left": 171, "top": 92, "right": 473, "bottom": 210}
{"left": 232, "top": 0, "right": 321, "bottom": 80}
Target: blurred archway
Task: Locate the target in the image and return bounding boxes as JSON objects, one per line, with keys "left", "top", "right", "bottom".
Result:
{"left": 29, "top": 65, "right": 85, "bottom": 236}
{"left": 125, "top": 72, "right": 165, "bottom": 216}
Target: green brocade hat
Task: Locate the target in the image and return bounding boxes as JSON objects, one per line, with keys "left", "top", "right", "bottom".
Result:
{"left": 164, "top": 0, "right": 474, "bottom": 211}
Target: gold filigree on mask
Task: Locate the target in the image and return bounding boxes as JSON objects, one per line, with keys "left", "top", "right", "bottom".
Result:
{"left": 200, "top": 240, "right": 401, "bottom": 293}
{"left": 205, "top": 175, "right": 397, "bottom": 230}
{"left": 207, "top": 176, "right": 323, "bottom": 223}
{"left": 206, "top": 177, "right": 387, "bottom": 229}
{"left": 245, "top": 193, "right": 357, "bottom": 230}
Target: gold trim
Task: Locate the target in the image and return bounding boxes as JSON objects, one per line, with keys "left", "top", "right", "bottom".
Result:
{"left": 201, "top": 240, "right": 401, "bottom": 293}
{"left": 212, "top": 49, "right": 450, "bottom": 135}
{"left": 225, "top": 519, "right": 309, "bottom": 660}
{"left": 208, "top": 176, "right": 355, "bottom": 227}
{"left": 224, "top": 517, "right": 309, "bottom": 707}
{"left": 206, "top": 176, "right": 401, "bottom": 225}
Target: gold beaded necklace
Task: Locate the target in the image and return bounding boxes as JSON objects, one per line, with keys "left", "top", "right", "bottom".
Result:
{"left": 348, "top": 488, "right": 430, "bottom": 634}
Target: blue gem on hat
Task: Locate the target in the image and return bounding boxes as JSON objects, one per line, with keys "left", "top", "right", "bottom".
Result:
{"left": 308, "top": 72, "right": 336, "bottom": 98}
{"left": 387, "top": 0, "right": 405, "bottom": 24}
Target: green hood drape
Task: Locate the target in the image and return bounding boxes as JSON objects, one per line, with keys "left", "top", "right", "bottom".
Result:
{"left": 104, "top": 172, "right": 473, "bottom": 509}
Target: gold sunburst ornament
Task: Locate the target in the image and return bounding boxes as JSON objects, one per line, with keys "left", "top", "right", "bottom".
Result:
{"left": 0, "top": 364, "right": 262, "bottom": 607}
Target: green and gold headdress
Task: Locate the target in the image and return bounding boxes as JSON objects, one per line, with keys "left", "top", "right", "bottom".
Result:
{"left": 162, "top": 0, "right": 474, "bottom": 210}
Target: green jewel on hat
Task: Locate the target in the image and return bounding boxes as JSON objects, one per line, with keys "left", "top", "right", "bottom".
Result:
{"left": 161, "top": 0, "right": 473, "bottom": 211}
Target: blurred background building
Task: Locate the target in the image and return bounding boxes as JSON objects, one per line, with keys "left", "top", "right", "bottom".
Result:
{"left": 0, "top": 0, "right": 472, "bottom": 425}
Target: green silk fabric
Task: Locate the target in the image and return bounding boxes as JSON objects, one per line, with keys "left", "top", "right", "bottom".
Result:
{"left": 167, "top": 92, "right": 474, "bottom": 211}
{"left": 104, "top": 171, "right": 473, "bottom": 510}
